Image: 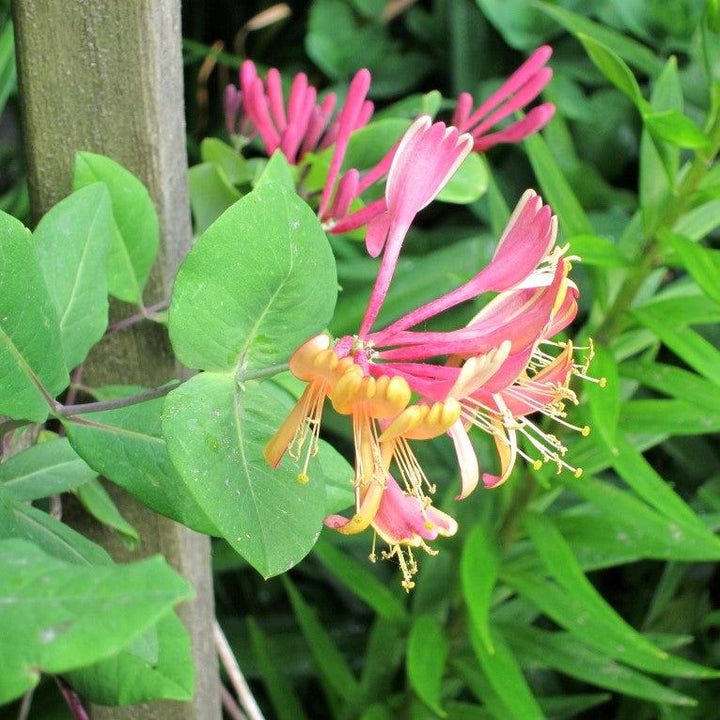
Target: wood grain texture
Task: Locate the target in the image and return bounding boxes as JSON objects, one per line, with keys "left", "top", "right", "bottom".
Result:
{"left": 12, "top": 2, "right": 221, "bottom": 718}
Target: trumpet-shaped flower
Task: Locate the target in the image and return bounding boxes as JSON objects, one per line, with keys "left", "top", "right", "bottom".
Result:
{"left": 452, "top": 45, "right": 556, "bottom": 152}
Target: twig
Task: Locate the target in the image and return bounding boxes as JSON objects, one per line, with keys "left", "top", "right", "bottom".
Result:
{"left": 237, "top": 363, "right": 289, "bottom": 382}
{"left": 221, "top": 683, "right": 248, "bottom": 720}
{"left": 55, "top": 381, "right": 182, "bottom": 418}
{"left": 106, "top": 299, "right": 170, "bottom": 334}
{"left": 16, "top": 688, "right": 34, "bottom": 720}
{"left": 55, "top": 678, "right": 89, "bottom": 720}
{"left": 213, "top": 619, "right": 266, "bottom": 720}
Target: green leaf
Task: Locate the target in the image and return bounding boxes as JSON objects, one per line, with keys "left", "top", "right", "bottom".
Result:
{"left": 468, "top": 623, "right": 547, "bottom": 720}
{"left": 0, "top": 436, "right": 97, "bottom": 501}
{"left": 74, "top": 478, "right": 139, "bottom": 544}
{"left": 0, "top": 486, "right": 111, "bottom": 566}
{"left": 200, "top": 137, "right": 253, "bottom": 186}
{"left": 662, "top": 229, "right": 720, "bottom": 304}
{"left": 64, "top": 396, "right": 218, "bottom": 535}
{"left": 633, "top": 305, "right": 720, "bottom": 386}
{"left": 461, "top": 524, "right": 499, "bottom": 654}
{"left": 313, "top": 536, "right": 408, "bottom": 623}
{"left": 248, "top": 617, "right": 309, "bottom": 720}
{"left": 188, "top": 161, "right": 242, "bottom": 235}
{"left": 503, "top": 624, "right": 697, "bottom": 706}
{"left": 34, "top": 183, "right": 114, "bottom": 370}
{"left": 169, "top": 181, "right": 337, "bottom": 373}
{"left": 283, "top": 576, "right": 360, "bottom": 702}
{"left": 0, "top": 212, "right": 68, "bottom": 422}
{"left": 0, "top": 20, "right": 16, "bottom": 115}
{"left": 530, "top": 1, "right": 662, "bottom": 76}
{"left": 644, "top": 109, "right": 709, "bottom": 148}
{"left": 437, "top": 153, "right": 488, "bottom": 205}
{"left": 585, "top": 345, "right": 619, "bottom": 447}
{"left": 73, "top": 151, "right": 159, "bottom": 304}
{"left": 620, "top": 398, "right": 720, "bottom": 435}
{"left": 523, "top": 133, "right": 593, "bottom": 237}
{"left": 254, "top": 151, "right": 296, "bottom": 192}
{"left": 577, "top": 33, "right": 647, "bottom": 110}
{"left": 621, "top": 360, "right": 720, "bottom": 414}
{"left": 65, "top": 611, "right": 193, "bottom": 705}
{"left": 673, "top": 199, "right": 720, "bottom": 240}
{"left": 503, "top": 567, "right": 718, "bottom": 681}
{"left": 407, "top": 615, "right": 449, "bottom": 717}
{"left": 163, "top": 374, "right": 327, "bottom": 578}
{"left": 0, "top": 538, "right": 193, "bottom": 704}
{"left": 610, "top": 434, "right": 715, "bottom": 533}
{"left": 567, "top": 234, "right": 630, "bottom": 267}
{"left": 559, "top": 473, "right": 720, "bottom": 562}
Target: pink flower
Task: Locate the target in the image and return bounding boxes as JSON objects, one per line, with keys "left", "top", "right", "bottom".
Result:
{"left": 452, "top": 46, "right": 556, "bottom": 152}
{"left": 225, "top": 60, "right": 373, "bottom": 166}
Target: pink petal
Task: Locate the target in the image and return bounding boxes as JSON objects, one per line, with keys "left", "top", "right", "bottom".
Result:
{"left": 372, "top": 476, "right": 458, "bottom": 546}
{"left": 301, "top": 94, "right": 337, "bottom": 157}
{"left": 318, "top": 69, "right": 372, "bottom": 218}
{"left": 266, "top": 68, "right": 287, "bottom": 132}
{"left": 326, "top": 197, "right": 387, "bottom": 234}
{"left": 240, "top": 60, "right": 258, "bottom": 98}
{"left": 247, "top": 77, "right": 281, "bottom": 154}
{"left": 224, "top": 84, "right": 241, "bottom": 135}
{"left": 328, "top": 169, "right": 360, "bottom": 221}
{"left": 452, "top": 92, "right": 474, "bottom": 130}
{"left": 473, "top": 103, "right": 556, "bottom": 152}
{"left": 365, "top": 211, "right": 391, "bottom": 257}
{"left": 281, "top": 85, "right": 317, "bottom": 163}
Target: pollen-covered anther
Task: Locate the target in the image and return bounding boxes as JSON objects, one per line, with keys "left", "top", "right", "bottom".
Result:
{"left": 331, "top": 368, "right": 411, "bottom": 418}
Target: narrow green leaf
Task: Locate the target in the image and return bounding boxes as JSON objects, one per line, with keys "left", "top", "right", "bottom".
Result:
{"left": 634, "top": 305, "right": 720, "bottom": 386}
{"left": 313, "top": 537, "right": 408, "bottom": 623}
{"left": 621, "top": 360, "right": 720, "bottom": 414}
{"left": 644, "top": 109, "right": 709, "bottom": 148}
{"left": 503, "top": 569, "right": 718, "bottom": 680}
{"left": 163, "top": 374, "right": 327, "bottom": 578}
{"left": 407, "top": 615, "right": 449, "bottom": 717}
{"left": 65, "top": 611, "right": 193, "bottom": 705}
{"left": 620, "top": 398, "right": 720, "bottom": 435}
{"left": 0, "top": 21, "right": 16, "bottom": 115}
{"left": 530, "top": 1, "right": 662, "bottom": 76}
{"left": 673, "top": 199, "right": 720, "bottom": 240}
{"left": 283, "top": 576, "right": 360, "bottom": 702}
{"left": 567, "top": 234, "right": 630, "bottom": 267}
{"left": 577, "top": 33, "right": 647, "bottom": 110}
{"left": 0, "top": 212, "right": 68, "bottom": 421}
{"left": 74, "top": 478, "right": 139, "bottom": 544}
{"left": 0, "top": 436, "right": 97, "bottom": 501}
{"left": 0, "top": 539, "right": 193, "bottom": 704}
{"left": 523, "top": 133, "right": 593, "bottom": 237}
{"left": 34, "top": 183, "right": 113, "bottom": 370}
{"left": 64, "top": 395, "right": 218, "bottom": 535}
{"left": 170, "top": 181, "right": 337, "bottom": 373}
{"left": 662, "top": 229, "right": 720, "bottom": 304}
{"left": 248, "top": 618, "right": 309, "bottom": 720}
{"left": 559, "top": 473, "right": 720, "bottom": 562}
{"left": 503, "top": 624, "right": 697, "bottom": 706}
{"left": 73, "top": 152, "right": 159, "bottom": 305}
{"left": 468, "top": 623, "right": 547, "bottom": 720}
{"left": 585, "top": 345, "right": 619, "bottom": 447}
{"left": 461, "top": 524, "right": 499, "bottom": 654}
{"left": 609, "top": 433, "right": 712, "bottom": 531}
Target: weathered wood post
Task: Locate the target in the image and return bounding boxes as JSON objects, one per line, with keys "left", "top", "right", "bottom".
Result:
{"left": 11, "top": 2, "right": 221, "bottom": 719}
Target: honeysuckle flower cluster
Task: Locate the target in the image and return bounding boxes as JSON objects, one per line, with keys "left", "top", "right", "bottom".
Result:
{"left": 264, "top": 107, "right": 595, "bottom": 590}
{"left": 225, "top": 47, "right": 555, "bottom": 238}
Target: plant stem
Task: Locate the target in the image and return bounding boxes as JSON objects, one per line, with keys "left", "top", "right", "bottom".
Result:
{"left": 238, "top": 363, "right": 289, "bottom": 381}
{"left": 16, "top": 688, "right": 34, "bottom": 720}
{"left": 54, "top": 381, "right": 182, "bottom": 417}
{"left": 221, "top": 684, "right": 249, "bottom": 720}
{"left": 106, "top": 299, "right": 170, "bottom": 334}
{"left": 55, "top": 678, "right": 89, "bottom": 720}
{"left": 213, "top": 619, "right": 266, "bottom": 720}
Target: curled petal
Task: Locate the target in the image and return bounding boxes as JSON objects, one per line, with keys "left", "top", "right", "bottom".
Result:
{"left": 449, "top": 420, "right": 480, "bottom": 499}
{"left": 324, "top": 478, "right": 384, "bottom": 535}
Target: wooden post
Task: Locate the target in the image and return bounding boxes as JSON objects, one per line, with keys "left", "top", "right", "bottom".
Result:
{"left": 11, "top": 2, "right": 221, "bottom": 719}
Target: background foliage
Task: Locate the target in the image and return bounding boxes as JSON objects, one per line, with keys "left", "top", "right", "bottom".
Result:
{"left": 1, "top": 0, "right": 719, "bottom": 718}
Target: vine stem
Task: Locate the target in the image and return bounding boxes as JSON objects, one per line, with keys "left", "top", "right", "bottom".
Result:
{"left": 221, "top": 684, "right": 249, "bottom": 720}
{"left": 213, "top": 620, "right": 266, "bottom": 720}
{"left": 106, "top": 299, "right": 170, "bottom": 334}
{"left": 55, "top": 678, "right": 89, "bottom": 720}
{"left": 238, "top": 363, "right": 289, "bottom": 381}
{"left": 54, "top": 381, "right": 182, "bottom": 417}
